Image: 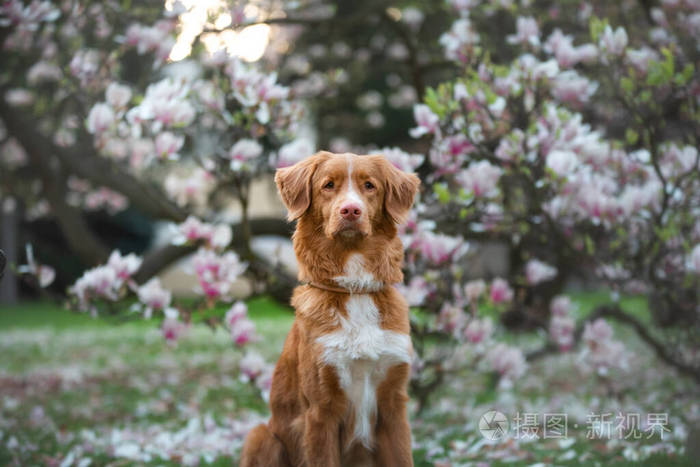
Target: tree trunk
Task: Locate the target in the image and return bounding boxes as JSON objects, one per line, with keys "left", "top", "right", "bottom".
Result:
{"left": 0, "top": 200, "right": 19, "bottom": 304}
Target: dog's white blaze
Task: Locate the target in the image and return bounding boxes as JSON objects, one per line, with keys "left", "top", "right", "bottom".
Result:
{"left": 333, "top": 253, "right": 383, "bottom": 292}
{"left": 344, "top": 154, "right": 365, "bottom": 209}
{"left": 317, "top": 294, "right": 412, "bottom": 449}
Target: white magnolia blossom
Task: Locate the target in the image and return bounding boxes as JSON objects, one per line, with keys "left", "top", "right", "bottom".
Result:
{"left": 154, "top": 131, "right": 184, "bottom": 160}
{"left": 507, "top": 16, "right": 540, "bottom": 48}
{"left": 276, "top": 138, "right": 315, "bottom": 168}
{"left": 525, "top": 259, "right": 558, "bottom": 285}
{"left": 164, "top": 168, "right": 214, "bottom": 207}
{"left": 599, "top": 25, "right": 628, "bottom": 57}
{"left": 440, "top": 18, "right": 480, "bottom": 63}
{"left": 486, "top": 343, "right": 527, "bottom": 381}
{"left": 17, "top": 244, "right": 55, "bottom": 288}
{"left": 105, "top": 83, "right": 132, "bottom": 108}
{"left": 372, "top": 147, "right": 424, "bottom": 172}
{"left": 456, "top": 160, "right": 502, "bottom": 198}
{"left": 137, "top": 278, "right": 172, "bottom": 319}
{"left": 690, "top": 244, "right": 700, "bottom": 272}
{"left": 229, "top": 139, "right": 263, "bottom": 171}
{"left": 546, "top": 149, "right": 579, "bottom": 176}
{"left": 86, "top": 103, "right": 115, "bottom": 135}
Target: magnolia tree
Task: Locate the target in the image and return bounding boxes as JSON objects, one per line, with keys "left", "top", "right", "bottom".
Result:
{"left": 1, "top": 0, "right": 699, "bottom": 407}
{"left": 400, "top": 0, "right": 700, "bottom": 406}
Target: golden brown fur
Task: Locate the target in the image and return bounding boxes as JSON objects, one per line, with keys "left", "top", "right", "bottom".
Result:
{"left": 241, "top": 152, "right": 420, "bottom": 467}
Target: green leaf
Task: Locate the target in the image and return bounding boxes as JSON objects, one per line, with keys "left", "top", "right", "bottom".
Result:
{"left": 620, "top": 77, "right": 635, "bottom": 94}
{"left": 674, "top": 63, "right": 695, "bottom": 85}
{"left": 433, "top": 183, "right": 451, "bottom": 204}
{"left": 589, "top": 16, "right": 607, "bottom": 42}
{"left": 625, "top": 128, "right": 639, "bottom": 145}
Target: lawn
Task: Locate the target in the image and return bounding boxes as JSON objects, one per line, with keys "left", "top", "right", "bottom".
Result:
{"left": 0, "top": 294, "right": 696, "bottom": 466}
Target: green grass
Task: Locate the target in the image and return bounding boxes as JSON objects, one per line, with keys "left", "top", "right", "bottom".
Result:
{"left": 0, "top": 293, "right": 695, "bottom": 466}
{"left": 0, "top": 295, "right": 293, "bottom": 330}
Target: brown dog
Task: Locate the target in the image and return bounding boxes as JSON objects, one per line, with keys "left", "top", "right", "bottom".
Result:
{"left": 240, "top": 152, "right": 420, "bottom": 466}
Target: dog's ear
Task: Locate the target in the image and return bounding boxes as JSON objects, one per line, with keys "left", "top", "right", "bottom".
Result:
{"left": 275, "top": 152, "right": 329, "bottom": 221}
{"left": 376, "top": 156, "right": 420, "bottom": 224}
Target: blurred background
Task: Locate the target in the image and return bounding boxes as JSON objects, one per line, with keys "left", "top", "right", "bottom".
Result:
{"left": 0, "top": 0, "right": 699, "bottom": 465}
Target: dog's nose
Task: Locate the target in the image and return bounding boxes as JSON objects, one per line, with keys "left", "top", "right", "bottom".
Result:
{"left": 340, "top": 203, "right": 362, "bottom": 221}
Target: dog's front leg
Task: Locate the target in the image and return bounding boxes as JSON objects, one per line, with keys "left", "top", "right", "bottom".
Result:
{"left": 374, "top": 363, "right": 414, "bottom": 467}
{"left": 302, "top": 405, "right": 341, "bottom": 467}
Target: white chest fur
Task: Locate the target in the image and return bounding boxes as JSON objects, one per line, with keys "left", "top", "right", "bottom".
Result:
{"left": 316, "top": 294, "right": 412, "bottom": 449}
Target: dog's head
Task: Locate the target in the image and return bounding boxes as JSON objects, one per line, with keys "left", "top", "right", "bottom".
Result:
{"left": 275, "top": 151, "right": 420, "bottom": 241}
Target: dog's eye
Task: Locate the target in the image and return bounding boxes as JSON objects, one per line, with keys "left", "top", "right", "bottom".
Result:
{"left": 323, "top": 181, "right": 334, "bottom": 189}
{"left": 364, "top": 181, "right": 375, "bottom": 190}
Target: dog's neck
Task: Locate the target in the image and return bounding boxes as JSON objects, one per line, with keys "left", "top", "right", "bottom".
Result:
{"left": 293, "top": 217, "right": 404, "bottom": 290}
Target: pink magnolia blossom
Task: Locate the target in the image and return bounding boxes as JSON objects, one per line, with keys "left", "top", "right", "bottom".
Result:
{"left": 69, "top": 49, "right": 100, "bottom": 84}
{"left": 70, "top": 265, "right": 120, "bottom": 310}
{"left": 225, "top": 301, "right": 258, "bottom": 346}
{"left": 154, "top": 132, "right": 184, "bottom": 160}
{"left": 0, "top": 139, "right": 28, "bottom": 169}
{"left": 525, "top": 259, "right": 558, "bottom": 285}
{"left": 416, "top": 231, "right": 466, "bottom": 265}
{"left": 507, "top": 16, "right": 540, "bottom": 48}
{"left": 137, "top": 278, "right": 172, "bottom": 318}
{"left": 128, "top": 78, "right": 195, "bottom": 130}
{"left": 172, "top": 216, "right": 232, "bottom": 250}
{"left": 464, "top": 317, "right": 493, "bottom": 344}
{"left": 464, "top": 279, "right": 486, "bottom": 302}
{"left": 439, "top": 18, "right": 480, "bottom": 64}
{"left": 437, "top": 304, "right": 467, "bottom": 337}
{"left": 619, "top": 180, "right": 661, "bottom": 216}
{"left": 550, "top": 295, "right": 573, "bottom": 317}
{"left": 194, "top": 80, "right": 224, "bottom": 111}
{"left": 396, "top": 276, "right": 430, "bottom": 307}
{"left": 164, "top": 168, "right": 214, "bottom": 207}
{"left": 486, "top": 343, "right": 527, "bottom": 380}
{"left": 551, "top": 71, "right": 598, "bottom": 107}
{"left": 231, "top": 318, "right": 258, "bottom": 347}
{"left": 27, "top": 60, "right": 62, "bottom": 84}
{"left": 456, "top": 161, "right": 502, "bottom": 197}
{"left": 124, "top": 21, "right": 175, "bottom": 61}
{"left": 544, "top": 29, "right": 597, "bottom": 67}
{"left": 550, "top": 314, "right": 575, "bottom": 351}
{"left": 17, "top": 244, "right": 55, "bottom": 288}
{"left": 192, "top": 249, "right": 247, "bottom": 301}
{"left": 83, "top": 187, "right": 129, "bottom": 214}
{"left": 490, "top": 278, "right": 514, "bottom": 304}
{"left": 626, "top": 47, "right": 659, "bottom": 73}
{"left": 429, "top": 135, "right": 471, "bottom": 175}
{"left": 239, "top": 351, "right": 267, "bottom": 382}
{"left": 409, "top": 104, "right": 440, "bottom": 138}
{"left": 229, "top": 139, "right": 263, "bottom": 171}
{"left": 173, "top": 216, "right": 212, "bottom": 244}
{"left": 86, "top": 103, "right": 115, "bottom": 135}
{"left": 581, "top": 318, "right": 627, "bottom": 374}
{"left": 162, "top": 309, "right": 187, "bottom": 346}
{"left": 107, "top": 250, "right": 142, "bottom": 282}
{"left": 583, "top": 318, "right": 614, "bottom": 343}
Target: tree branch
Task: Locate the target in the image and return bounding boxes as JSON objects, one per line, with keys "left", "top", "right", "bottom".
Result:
{"left": 527, "top": 304, "right": 700, "bottom": 385}
{"left": 0, "top": 99, "right": 188, "bottom": 223}
{"left": 133, "top": 217, "right": 294, "bottom": 284}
